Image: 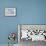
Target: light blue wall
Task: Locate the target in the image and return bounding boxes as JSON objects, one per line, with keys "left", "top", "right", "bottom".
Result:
{"left": 0, "top": 0, "right": 46, "bottom": 44}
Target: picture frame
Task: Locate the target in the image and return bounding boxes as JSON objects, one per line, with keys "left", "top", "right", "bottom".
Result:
{"left": 5, "top": 8, "right": 16, "bottom": 16}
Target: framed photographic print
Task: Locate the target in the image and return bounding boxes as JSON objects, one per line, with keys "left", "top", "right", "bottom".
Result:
{"left": 5, "top": 8, "right": 16, "bottom": 16}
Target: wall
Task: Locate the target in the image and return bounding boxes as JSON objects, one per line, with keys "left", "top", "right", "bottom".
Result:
{"left": 17, "top": 0, "right": 46, "bottom": 24}
{"left": 0, "top": 0, "right": 46, "bottom": 44}
{"left": 0, "top": 0, "right": 18, "bottom": 44}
